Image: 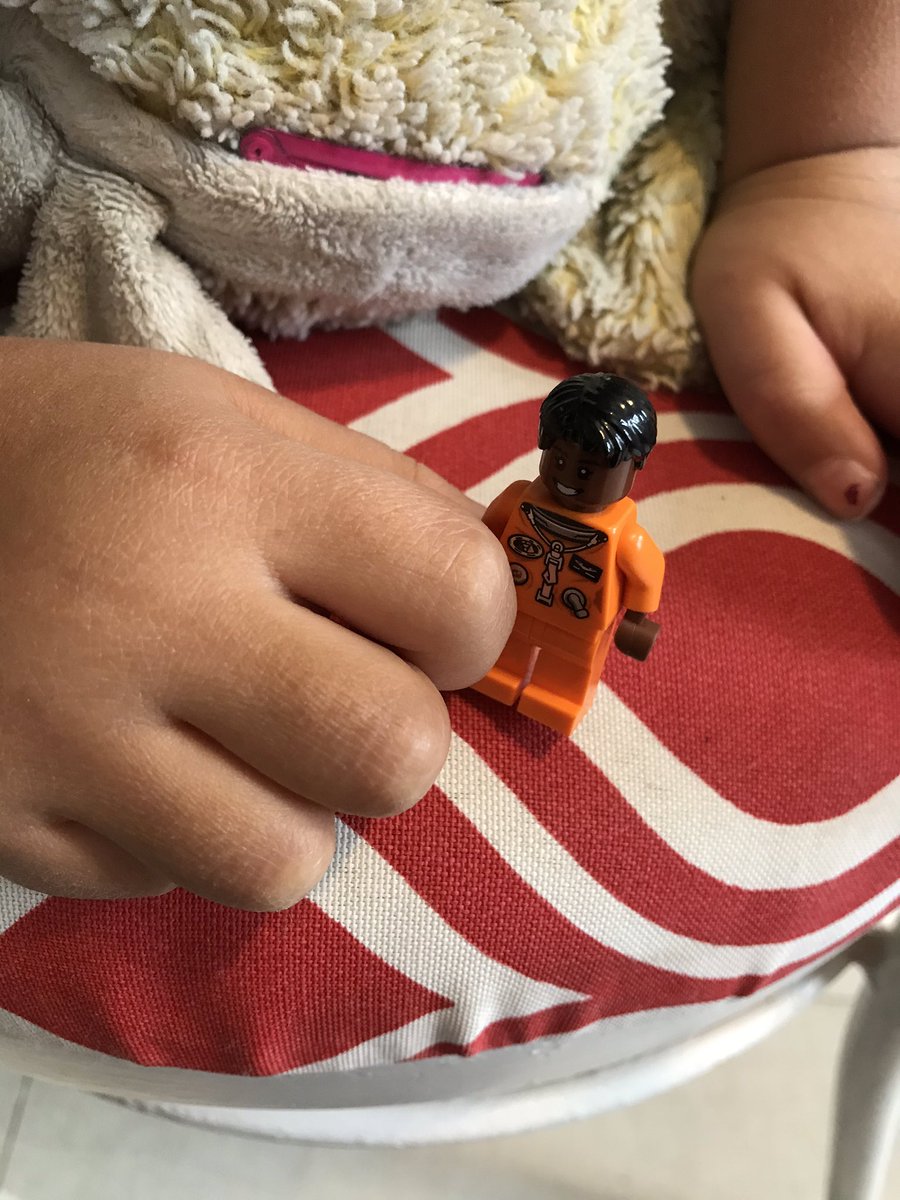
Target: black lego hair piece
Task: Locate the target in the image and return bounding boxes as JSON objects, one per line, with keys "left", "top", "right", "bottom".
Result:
{"left": 538, "top": 373, "right": 657, "bottom": 468}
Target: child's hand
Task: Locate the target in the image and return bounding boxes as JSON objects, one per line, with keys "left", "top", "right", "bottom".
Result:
{"left": 691, "top": 146, "right": 899, "bottom": 519}
{"left": 0, "top": 340, "right": 515, "bottom": 909}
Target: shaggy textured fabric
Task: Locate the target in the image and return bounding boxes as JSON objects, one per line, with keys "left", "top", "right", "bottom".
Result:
{"left": 519, "top": 68, "right": 722, "bottom": 384}
{"left": 0, "top": 1, "right": 730, "bottom": 387}
{"left": 2, "top": 0, "right": 668, "bottom": 177}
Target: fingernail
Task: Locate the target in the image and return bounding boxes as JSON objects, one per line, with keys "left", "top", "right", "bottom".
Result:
{"left": 801, "top": 458, "right": 885, "bottom": 520}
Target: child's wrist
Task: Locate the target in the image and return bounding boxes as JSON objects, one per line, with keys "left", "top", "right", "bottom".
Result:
{"left": 722, "top": 141, "right": 900, "bottom": 194}
{"left": 710, "top": 147, "right": 900, "bottom": 224}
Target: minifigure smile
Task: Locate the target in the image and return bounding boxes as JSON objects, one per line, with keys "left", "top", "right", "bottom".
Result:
{"left": 555, "top": 481, "right": 581, "bottom": 496}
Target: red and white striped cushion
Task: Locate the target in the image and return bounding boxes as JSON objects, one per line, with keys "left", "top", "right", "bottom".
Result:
{"left": 0, "top": 310, "right": 897, "bottom": 1099}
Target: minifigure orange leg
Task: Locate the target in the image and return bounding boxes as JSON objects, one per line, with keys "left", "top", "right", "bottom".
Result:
{"left": 470, "top": 631, "right": 537, "bottom": 707}
{"left": 516, "top": 629, "right": 613, "bottom": 735}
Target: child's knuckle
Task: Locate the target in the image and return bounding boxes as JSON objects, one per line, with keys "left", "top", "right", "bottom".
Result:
{"left": 438, "top": 520, "right": 514, "bottom": 628}
{"left": 221, "top": 838, "right": 334, "bottom": 911}
{"left": 357, "top": 699, "right": 450, "bottom": 818}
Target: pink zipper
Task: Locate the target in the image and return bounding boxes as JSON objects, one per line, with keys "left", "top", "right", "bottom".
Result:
{"left": 239, "top": 129, "right": 543, "bottom": 188}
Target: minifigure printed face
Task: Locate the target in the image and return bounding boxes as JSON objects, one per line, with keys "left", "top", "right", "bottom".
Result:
{"left": 539, "top": 439, "right": 637, "bottom": 512}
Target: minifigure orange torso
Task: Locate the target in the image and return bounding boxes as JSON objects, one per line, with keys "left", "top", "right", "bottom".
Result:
{"left": 487, "top": 478, "right": 664, "bottom": 651}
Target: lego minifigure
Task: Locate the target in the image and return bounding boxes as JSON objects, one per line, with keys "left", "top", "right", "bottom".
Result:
{"left": 472, "top": 373, "right": 664, "bottom": 735}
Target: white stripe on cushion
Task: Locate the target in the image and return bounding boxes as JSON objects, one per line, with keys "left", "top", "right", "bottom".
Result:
{"left": 442, "top": 733, "right": 900, "bottom": 979}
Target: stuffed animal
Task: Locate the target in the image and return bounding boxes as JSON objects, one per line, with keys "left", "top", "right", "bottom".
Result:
{"left": 0, "top": 1, "right": 729, "bottom": 390}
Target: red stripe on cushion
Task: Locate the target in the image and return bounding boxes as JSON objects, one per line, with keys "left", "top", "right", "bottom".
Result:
{"left": 349, "top": 793, "right": 756, "bottom": 1009}
{"left": 0, "top": 892, "right": 449, "bottom": 1074}
{"left": 450, "top": 691, "right": 900, "bottom": 946}
{"left": 438, "top": 309, "right": 585, "bottom": 380}
{"left": 410, "top": 895, "right": 899, "bottom": 1059}
{"left": 630, "top": 439, "right": 793, "bottom": 498}
{"left": 609, "top": 532, "right": 900, "bottom": 821}
{"left": 437, "top": 311, "right": 730, "bottom": 414}
{"left": 256, "top": 330, "right": 448, "bottom": 423}
{"left": 409, "top": 399, "right": 541, "bottom": 490}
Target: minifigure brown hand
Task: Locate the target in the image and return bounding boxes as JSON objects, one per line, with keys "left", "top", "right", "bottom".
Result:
{"left": 614, "top": 610, "right": 660, "bottom": 660}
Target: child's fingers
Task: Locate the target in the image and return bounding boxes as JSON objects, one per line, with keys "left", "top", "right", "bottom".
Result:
{"left": 698, "top": 280, "right": 887, "bottom": 519}
{"left": 842, "top": 307, "right": 900, "bottom": 441}
{"left": 169, "top": 595, "right": 451, "bottom": 819}
{"left": 0, "top": 822, "right": 175, "bottom": 902}
{"left": 70, "top": 723, "right": 338, "bottom": 911}
{"left": 254, "top": 441, "right": 516, "bottom": 691}
{"left": 226, "top": 374, "right": 483, "bottom": 518}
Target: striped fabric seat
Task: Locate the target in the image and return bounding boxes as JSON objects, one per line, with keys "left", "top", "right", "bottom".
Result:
{"left": 0, "top": 309, "right": 897, "bottom": 1107}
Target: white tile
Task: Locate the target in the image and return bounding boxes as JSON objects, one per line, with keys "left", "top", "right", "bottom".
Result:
{"left": 5, "top": 1085, "right": 320, "bottom": 1200}
{"left": 2, "top": 1087, "right": 563, "bottom": 1200}
{"left": 0, "top": 1069, "right": 28, "bottom": 1192}
{"left": 0, "top": 1069, "right": 25, "bottom": 1137}
{"left": 260, "top": 1149, "right": 589, "bottom": 1200}
{"left": 4, "top": 997, "right": 899, "bottom": 1200}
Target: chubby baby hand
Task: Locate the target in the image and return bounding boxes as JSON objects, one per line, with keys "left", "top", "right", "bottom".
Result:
{"left": 0, "top": 340, "right": 515, "bottom": 909}
{"left": 691, "top": 146, "right": 899, "bottom": 519}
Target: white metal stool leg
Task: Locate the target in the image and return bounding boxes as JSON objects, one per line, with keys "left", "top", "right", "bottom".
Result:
{"left": 828, "top": 924, "right": 900, "bottom": 1200}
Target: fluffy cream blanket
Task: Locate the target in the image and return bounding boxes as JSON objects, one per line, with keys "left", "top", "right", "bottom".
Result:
{"left": 0, "top": 1, "right": 727, "bottom": 388}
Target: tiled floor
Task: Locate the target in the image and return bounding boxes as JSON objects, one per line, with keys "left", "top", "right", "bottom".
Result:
{"left": 0, "top": 966, "right": 897, "bottom": 1200}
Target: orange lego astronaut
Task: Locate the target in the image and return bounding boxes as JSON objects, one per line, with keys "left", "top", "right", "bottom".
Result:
{"left": 472, "top": 373, "right": 664, "bottom": 735}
